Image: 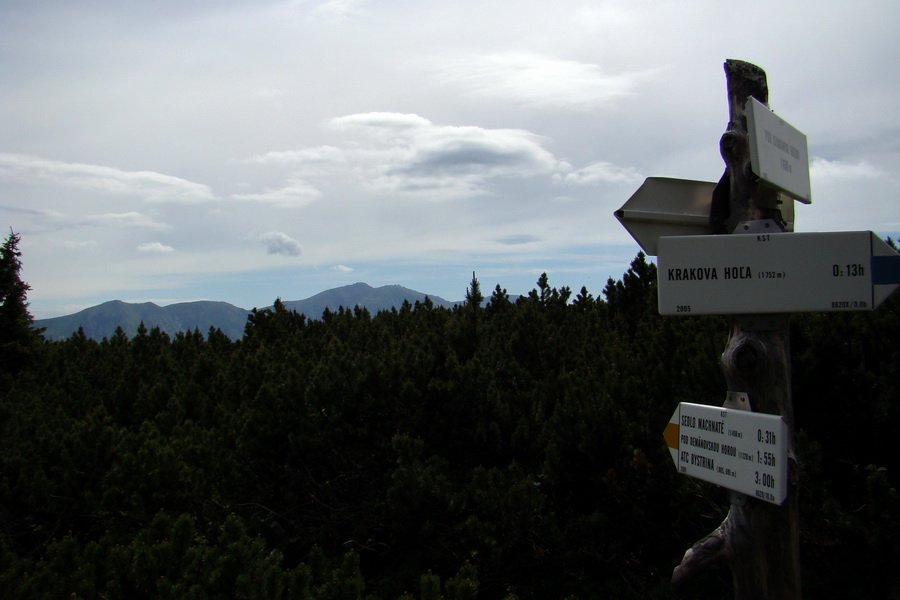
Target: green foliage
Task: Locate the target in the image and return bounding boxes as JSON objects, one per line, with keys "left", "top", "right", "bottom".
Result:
{"left": 0, "top": 241, "right": 898, "bottom": 599}
{"left": 791, "top": 287, "right": 900, "bottom": 598}
{"left": 0, "top": 230, "right": 42, "bottom": 379}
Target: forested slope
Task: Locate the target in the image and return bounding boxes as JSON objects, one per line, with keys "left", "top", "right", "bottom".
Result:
{"left": 1, "top": 253, "right": 898, "bottom": 599}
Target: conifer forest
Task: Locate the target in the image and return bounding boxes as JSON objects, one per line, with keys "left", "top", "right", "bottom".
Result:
{"left": 1, "top": 231, "right": 899, "bottom": 599}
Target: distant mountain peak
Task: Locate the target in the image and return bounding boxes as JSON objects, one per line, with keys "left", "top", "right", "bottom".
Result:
{"left": 282, "top": 283, "right": 455, "bottom": 316}
{"left": 36, "top": 283, "right": 459, "bottom": 341}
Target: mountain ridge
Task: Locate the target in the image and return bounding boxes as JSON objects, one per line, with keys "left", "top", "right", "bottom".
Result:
{"left": 281, "top": 282, "right": 457, "bottom": 316}
{"left": 36, "top": 282, "right": 460, "bottom": 341}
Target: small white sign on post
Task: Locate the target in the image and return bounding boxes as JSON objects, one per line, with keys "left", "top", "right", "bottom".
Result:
{"left": 663, "top": 402, "right": 789, "bottom": 505}
{"left": 746, "top": 97, "right": 811, "bottom": 204}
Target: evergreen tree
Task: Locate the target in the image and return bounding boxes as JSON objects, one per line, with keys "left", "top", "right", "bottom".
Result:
{"left": 466, "top": 271, "right": 484, "bottom": 323}
{"left": 602, "top": 251, "right": 657, "bottom": 328}
{"left": 0, "top": 230, "right": 41, "bottom": 376}
{"left": 536, "top": 272, "right": 551, "bottom": 305}
{"left": 466, "top": 271, "right": 484, "bottom": 308}
{"left": 571, "top": 286, "right": 594, "bottom": 310}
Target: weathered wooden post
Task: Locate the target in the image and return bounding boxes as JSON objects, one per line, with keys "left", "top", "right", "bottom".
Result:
{"left": 619, "top": 57, "right": 899, "bottom": 600}
{"left": 671, "top": 59, "right": 801, "bottom": 599}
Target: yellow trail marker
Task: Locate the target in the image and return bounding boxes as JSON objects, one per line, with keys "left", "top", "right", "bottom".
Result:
{"left": 663, "top": 421, "right": 679, "bottom": 450}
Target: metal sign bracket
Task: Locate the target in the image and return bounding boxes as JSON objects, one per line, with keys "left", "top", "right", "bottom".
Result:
{"left": 732, "top": 219, "right": 784, "bottom": 235}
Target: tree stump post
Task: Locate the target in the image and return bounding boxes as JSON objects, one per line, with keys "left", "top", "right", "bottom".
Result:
{"left": 672, "top": 59, "right": 801, "bottom": 599}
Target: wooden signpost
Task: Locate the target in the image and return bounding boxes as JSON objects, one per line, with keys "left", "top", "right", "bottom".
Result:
{"left": 673, "top": 59, "right": 802, "bottom": 599}
{"left": 617, "top": 60, "right": 900, "bottom": 599}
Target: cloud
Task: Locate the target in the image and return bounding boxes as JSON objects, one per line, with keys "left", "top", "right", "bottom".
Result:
{"left": 396, "top": 128, "right": 555, "bottom": 176}
{"left": 334, "top": 264, "right": 354, "bottom": 273}
{"left": 0, "top": 204, "right": 66, "bottom": 219}
{"left": 242, "top": 146, "right": 345, "bottom": 167}
{"left": 555, "top": 161, "right": 642, "bottom": 185}
{"left": 0, "top": 153, "right": 215, "bottom": 203}
{"left": 56, "top": 240, "right": 99, "bottom": 250}
{"left": 323, "top": 112, "right": 562, "bottom": 198}
{"left": 253, "top": 87, "right": 287, "bottom": 99}
{"left": 81, "top": 212, "right": 171, "bottom": 229}
{"left": 496, "top": 234, "right": 541, "bottom": 245}
{"left": 2, "top": 205, "right": 170, "bottom": 235}
{"left": 137, "top": 241, "right": 175, "bottom": 253}
{"left": 231, "top": 178, "right": 322, "bottom": 208}
{"left": 243, "top": 112, "right": 639, "bottom": 202}
{"left": 260, "top": 231, "right": 302, "bottom": 256}
{"left": 313, "top": 0, "right": 366, "bottom": 18}
{"left": 810, "top": 157, "right": 885, "bottom": 181}
{"left": 434, "top": 53, "right": 657, "bottom": 110}
{"left": 329, "top": 112, "right": 432, "bottom": 134}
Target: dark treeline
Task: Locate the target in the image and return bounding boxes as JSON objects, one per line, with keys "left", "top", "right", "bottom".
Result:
{"left": 1, "top": 245, "right": 899, "bottom": 599}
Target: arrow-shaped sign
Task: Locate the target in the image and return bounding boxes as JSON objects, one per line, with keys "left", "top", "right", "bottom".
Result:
{"left": 665, "top": 402, "right": 788, "bottom": 505}
{"left": 658, "top": 230, "right": 900, "bottom": 316}
{"left": 615, "top": 177, "right": 796, "bottom": 256}
{"left": 614, "top": 178, "right": 716, "bottom": 256}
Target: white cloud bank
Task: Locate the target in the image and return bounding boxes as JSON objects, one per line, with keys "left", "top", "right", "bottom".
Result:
{"left": 810, "top": 157, "right": 886, "bottom": 181}
{"left": 0, "top": 153, "right": 215, "bottom": 204}
{"left": 83, "top": 212, "right": 171, "bottom": 230}
{"left": 555, "top": 161, "right": 641, "bottom": 185}
{"left": 243, "top": 112, "right": 631, "bottom": 202}
{"left": 231, "top": 179, "right": 322, "bottom": 208}
{"left": 434, "top": 53, "right": 657, "bottom": 110}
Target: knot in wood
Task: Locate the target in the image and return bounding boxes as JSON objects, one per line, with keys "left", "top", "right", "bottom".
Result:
{"left": 722, "top": 336, "right": 767, "bottom": 383}
{"left": 720, "top": 131, "right": 748, "bottom": 164}
{"left": 734, "top": 340, "right": 758, "bottom": 373}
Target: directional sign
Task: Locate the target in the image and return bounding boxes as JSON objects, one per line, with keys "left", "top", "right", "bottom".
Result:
{"left": 615, "top": 177, "right": 795, "bottom": 255}
{"left": 614, "top": 178, "right": 717, "bottom": 256}
{"left": 658, "top": 230, "right": 900, "bottom": 316}
{"left": 664, "top": 402, "right": 788, "bottom": 505}
{"left": 746, "top": 97, "right": 812, "bottom": 204}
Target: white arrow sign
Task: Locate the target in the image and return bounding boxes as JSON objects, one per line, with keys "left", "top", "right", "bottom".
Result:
{"left": 615, "top": 177, "right": 794, "bottom": 255}
{"left": 614, "top": 178, "right": 717, "bottom": 256}
{"left": 658, "top": 230, "right": 900, "bottom": 316}
{"left": 664, "top": 402, "right": 788, "bottom": 505}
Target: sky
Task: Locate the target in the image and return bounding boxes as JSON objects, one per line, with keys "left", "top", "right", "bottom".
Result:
{"left": 3, "top": 0, "right": 899, "bottom": 319}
